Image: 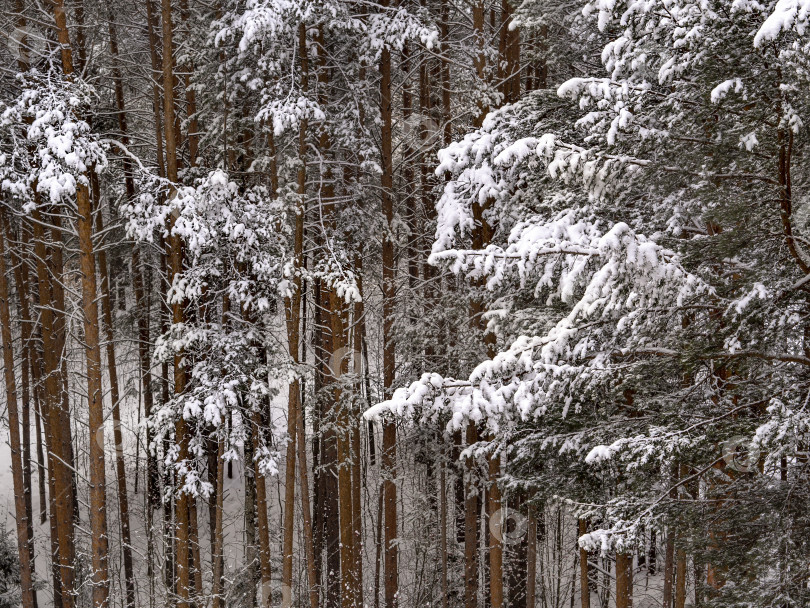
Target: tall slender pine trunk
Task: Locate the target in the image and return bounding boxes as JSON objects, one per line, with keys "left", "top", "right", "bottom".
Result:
{"left": 159, "top": 1, "right": 191, "bottom": 605}
{"left": 379, "top": 2, "right": 399, "bottom": 605}
{"left": 0, "top": 210, "right": 36, "bottom": 608}
{"left": 8, "top": 217, "right": 39, "bottom": 608}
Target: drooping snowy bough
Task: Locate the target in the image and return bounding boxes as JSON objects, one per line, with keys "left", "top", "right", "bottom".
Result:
{"left": 369, "top": 1, "right": 810, "bottom": 590}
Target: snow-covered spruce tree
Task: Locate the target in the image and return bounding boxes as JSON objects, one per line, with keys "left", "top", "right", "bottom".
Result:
{"left": 369, "top": 1, "right": 810, "bottom": 605}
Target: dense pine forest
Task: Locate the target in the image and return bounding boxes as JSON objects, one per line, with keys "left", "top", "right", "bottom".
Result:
{"left": 0, "top": 0, "right": 809, "bottom": 607}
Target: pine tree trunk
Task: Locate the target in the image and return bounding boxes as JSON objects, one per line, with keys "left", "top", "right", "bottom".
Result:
{"left": 33, "top": 367, "right": 47, "bottom": 525}
{"left": 30, "top": 204, "right": 70, "bottom": 608}
{"left": 526, "top": 506, "right": 537, "bottom": 608}
{"left": 0, "top": 210, "right": 36, "bottom": 608}
{"left": 663, "top": 528, "right": 674, "bottom": 608}
{"left": 373, "top": 487, "right": 383, "bottom": 608}
{"left": 189, "top": 499, "right": 203, "bottom": 604}
{"left": 333, "top": 297, "right": 358, "bottom": 608}
{"left": 320, "top": 287, "right": 341, "bottom": 608}
{"left": 312, "top": 25, "right": 342, "bottom": 608}
{"left": 508, "top": 499, "right": 529, "bottom": 608}
{"left": 132, "top": 247, "right": 158, "bottom": 506}
{"left": 380, "top": 1, "right": 399, "bottom": 605}
{"left": 8, "top": 219, "right": 39, "bottom": 608}
{"left": 48, "top": 2, "right": 84, "bottom": 600}
{"left": 77, "top": 166, "right": 111, "bottom": 608}
{"left": 579, "top": 519, "right": 590, "bottom": 608}
{"left": 663, "top": 465, "right": 677, "bottom": 608}
{"left": 281, "top": 20, "right": 309, "bottom": 608}
{"left": 616, "top": 552, "right": 633, "bottom": 608}
{"left": 159, "top": 0, "right": 192, "bottom": 604}
{"left": 440, "top": 459, "right": 449, "bottom": 608}
{"left": 464, "top": 423, "right": 479, "bottom": 608}
{"left": 19, "top": 325, "right": 35, "bottom": 608}
{"left": 312, "top": 277, "right": 325, "bottom": 591}
{"left": 148, "top": 11, "right": 174, "bottom": 581}
{"left": 351, "top": 297, "right": 364, "bottom": 608}
{"left": 440, "top": 0, "right": 452, "bottom": 147}
{"left": 94, "top": 184, "right": 136, "bottom": 608}
{"left": 30, "top": 43, "right": 77, "bottom": 608}
{"left": 244, "top": 421, "right": 259, "bottom": 608}
{"left": 296, "top": 386, "right": 319, "bottom": 608}
{"left": 142, "top": 0, "right": 163, "bottom": 532}
{"left": 179, "top": 0, "right": 199, "bottom": 165}
{"left": 211, "top": 430, "right": 225, "bottom": 608}
{"left": 18, "top": 226, "right": 48, "bottom": 528}
{"left": 675, "top": 547, "right": 686, "bottom": 608}
{"left": 253, "top": 408, "right": 273, "bottom": 608}
{"left": 488, "top": 451, "right": 503, "bottom": 608}
{"left": 146, "top": 0, "right": 167, "bottom": 180}
{"left": 57, "top": 15, "right": 113, "bottom": 589}
{"left": 279, "top": 299, "right": 297, "bottom": 608}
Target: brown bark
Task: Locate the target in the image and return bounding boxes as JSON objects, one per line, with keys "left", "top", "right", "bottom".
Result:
{"left": 146, "top": 0, "right": 167, "bottom": 180}
{"left": 132, "top": 247, "right": 158, "bottom": 506}
{"left": 675, "top": 546, "right": 686, "bottom": 608}
{"left": 44, "top": 3, "right": 82, "bottom": 602}
{"left": 333, "top": 299, "right": 358, "bottom": 608}
{"left": 440, "top": 458, "right": 449, "bottom": 608}
{"left": 536, "top": 26, "right": 548, "bottom": 90}
{"left": 107, "top": 11, "right": 137, "bottom": 198}
{"left": 141, "top": 0, "right": 164, "bottom": 522}
{"left": 467, "top": 5, "right": 491, "bottom": 603}
{"left": 473, "top": 0, "right": 488, "bottom": 127}
{"left": 179, "top": 0, "right": 199, "bottom": 165}
{"left": 578, "top": 519, "right": 590, "bottom": 608}
{"left": 440, "top": 0, "right": 452, "bottom": 147}
{"left": 280, "top": 311, "right": 297, "bottom": 608}
{"left": 312, "top": 278, "right": 325, "bottom": 593}
{"left": 160, "top": 0, "right": 191, "bottom": 605}
{"left": 244, "top": 421, "right": 258, "bottom": 608}
{"left": 526, "top": 506, "right": 537, "bottom": 608}
{"left": 464, "top": 423, "right": 479, "bottom": 608}
{"left": 252, "top": 407, "right": 273, "bottom": 608}
{"left": 211, "top": 431, "right": 225, "bottom": 608}
{"left": 320, "top": 289, "right": 341, "bottom": 608}
{"left": 142, "top": 18, "right": 171, "bottom": 590}
{"left": 9, "top": 219, "right": 38, "bottom": 608}
{"left": 19, "top": 325, "right": 34, "bottom": 607}
{"left": 663, "top": 466, "right": 677, "bottom": 608}
{"left": 488, "top": 451, "right": 503, "bottom": 608}
{"left": 351, "top": 296, "right": 364, "bottom": 608}
{"left": 373, "top": 486, "right": 384, "bottom": 608}
{"left": 380, "top": 2, "right": 399, "bottom": 606}
{"left": 281, "top": 20, "right": 309, "bottom": 608}
{"left": 616, "top": 552, "right": 633, "bottom": 608}
{"left": 18, "top": 225, "right": 48, "bottom": 528}
{"left": 401, "top": 42, "right": 418, "bottom": 293}
{"left": 94, "top": 186, "right": 136, "bottom": 608}
{"left": 509, "top": 495, "right": 530, "bottom": 608}
{"left": 498, "top": 0, "right": 520, "bottom": 104}
{"left": 33, "top": 371, "right": 46, "bottom": 525}
{"left": 189, "top": 499, "right": 203, "bottom": 604}
{"left": 160, "top": 0, "right": 179, "bottom": 187}
{"left": 77, "top": 163, "right": 110, "bottom": 608}
{"left": 312, "top": 25, "right": 341, "bottom": 608}
{"left": 663, "top": 528, "right": 675, "bottom": 608}
{"left": 296, "top": 389, "right": 319, "bottom": 608}
{"left": 0, "top": 210, "right": 36, "bottom": 608}
{"left": 30, "top": 204, "right": 72, "bottom": 608}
